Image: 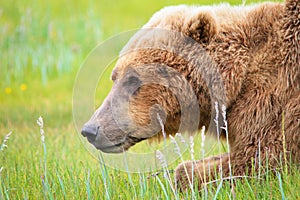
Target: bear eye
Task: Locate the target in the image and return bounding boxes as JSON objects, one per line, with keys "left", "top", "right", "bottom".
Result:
{"left": 123, "top": 76, "right": 141, "bottom": 87}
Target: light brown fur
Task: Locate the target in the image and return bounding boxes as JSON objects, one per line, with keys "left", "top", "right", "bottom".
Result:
{"left": 82, "top": 0, "right": 299, "bottom": 191}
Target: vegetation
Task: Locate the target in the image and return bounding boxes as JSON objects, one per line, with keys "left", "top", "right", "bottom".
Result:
{"left": 1, "top": 0, "right": 298, "bottom": 199}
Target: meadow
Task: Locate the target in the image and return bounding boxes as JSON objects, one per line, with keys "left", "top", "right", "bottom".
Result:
{"left": 1, "top": 0, "right": 299, "bottom": 199}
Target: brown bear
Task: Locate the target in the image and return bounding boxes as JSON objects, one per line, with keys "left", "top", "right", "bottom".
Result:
{"left": 81, "top": 0, "right": 299, "bottom": 191}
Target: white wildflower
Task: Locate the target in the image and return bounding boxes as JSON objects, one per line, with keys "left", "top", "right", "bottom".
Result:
{"left": 156, "top": 150, "right": 167, "bottom": 168}
{"left": 0, "top": 131, "right": 12, "bottom": 151}
{"left": 157, "top": 113, "right": 166, "bottom": 140}
{"left": 169, "top": 135, "right": 181, "bottom": 155}
{"left": 214, "top": 102, "right": 220, "bottom": 138}
{"left": 201, "top": 126, "right": 206, "bottom": 150}
{"left": 37, "top": 116, "right": 45, "bottom": 143}
{"left": 175, "top": 133, "right": 187, "bottom": 145}
{"left": 189, "top": 135, "right": 195, "bottom": 161}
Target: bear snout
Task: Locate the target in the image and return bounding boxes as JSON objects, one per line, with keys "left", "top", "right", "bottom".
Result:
{"left": 81, "top": 124, "right": 99, "bottom": 142}
{"left": 81, "top": 121, "right": 128, "bottom": 153}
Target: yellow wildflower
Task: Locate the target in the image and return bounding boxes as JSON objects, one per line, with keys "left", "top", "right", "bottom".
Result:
{"left": 5, "top": 87, "right": 12, "bottom": 94}
{"left": 20, "top": 84, "right": 27, "bottom": 91}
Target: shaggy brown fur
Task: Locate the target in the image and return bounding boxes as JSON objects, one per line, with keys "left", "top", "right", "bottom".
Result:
{"left": 82, "top": 0, "right": 299, "bottom": 191}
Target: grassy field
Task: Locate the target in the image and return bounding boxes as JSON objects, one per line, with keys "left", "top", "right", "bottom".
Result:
{"left": 1, "top": 0, "right": 299, "bottom": 199}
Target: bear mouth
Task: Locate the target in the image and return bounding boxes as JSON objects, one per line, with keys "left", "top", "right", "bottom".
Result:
{"left": 91, "top": 134, "right": 147, "bottom": 153}
{"left": 96, "top": 142, "right": 125, "bottom": 153}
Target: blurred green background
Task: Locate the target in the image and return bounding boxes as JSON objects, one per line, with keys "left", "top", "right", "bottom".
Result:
{"left": 2, "top": 0, "right": 297, "bottom": 199}
{"left": 0, "top": 0, "right": 249, "bottom": 129}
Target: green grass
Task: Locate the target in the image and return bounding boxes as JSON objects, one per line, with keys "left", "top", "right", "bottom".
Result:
{"left": 1, "top": 0, "right": 299, "bottom": 199}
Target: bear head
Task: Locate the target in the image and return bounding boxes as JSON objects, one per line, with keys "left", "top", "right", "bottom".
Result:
{"left": 81, "top": 5, "right": 227, "bottom": 153}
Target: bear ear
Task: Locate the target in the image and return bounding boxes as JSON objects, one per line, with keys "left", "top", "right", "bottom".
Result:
{"left": 183, "top": 12, "right": 217, "bottom": 45}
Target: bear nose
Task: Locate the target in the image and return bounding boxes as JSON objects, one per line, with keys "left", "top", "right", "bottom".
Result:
{"left": 81, "top": 124, "right": 98, "bottom": 142}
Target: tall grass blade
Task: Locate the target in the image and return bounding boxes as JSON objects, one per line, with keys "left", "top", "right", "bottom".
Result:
{"left": 156, "top": 176, "right": 169, "bottom": 200}
{"left": 281, "top": 112, "right": 288, "bottom": 175}
{"left": 221, "top": 105, "right": 234, "bottom": 198}
{"left": 56, "top": 170, "right": 66, "bottom": 200}
{"left": 98, "top": 153, "right": 111, "bottom": 200}
{"left": 123, "top": 151, "right": 137, "bottom": 199}
{"left": 37, "top": 116, "right": 54, "bottom": 200}
{"left": 276, "top": 171, "right": 286, "bottom": 200}
{"left": 85, "top": 170, "right": 92, "bottom": 200}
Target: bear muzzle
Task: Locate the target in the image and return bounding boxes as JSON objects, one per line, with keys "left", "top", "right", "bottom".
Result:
{"left": 81, "top": 124, "right": 98, "bottom": 142}
{"left": 81, "top": 123, "right": 128, "bottom": 153}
